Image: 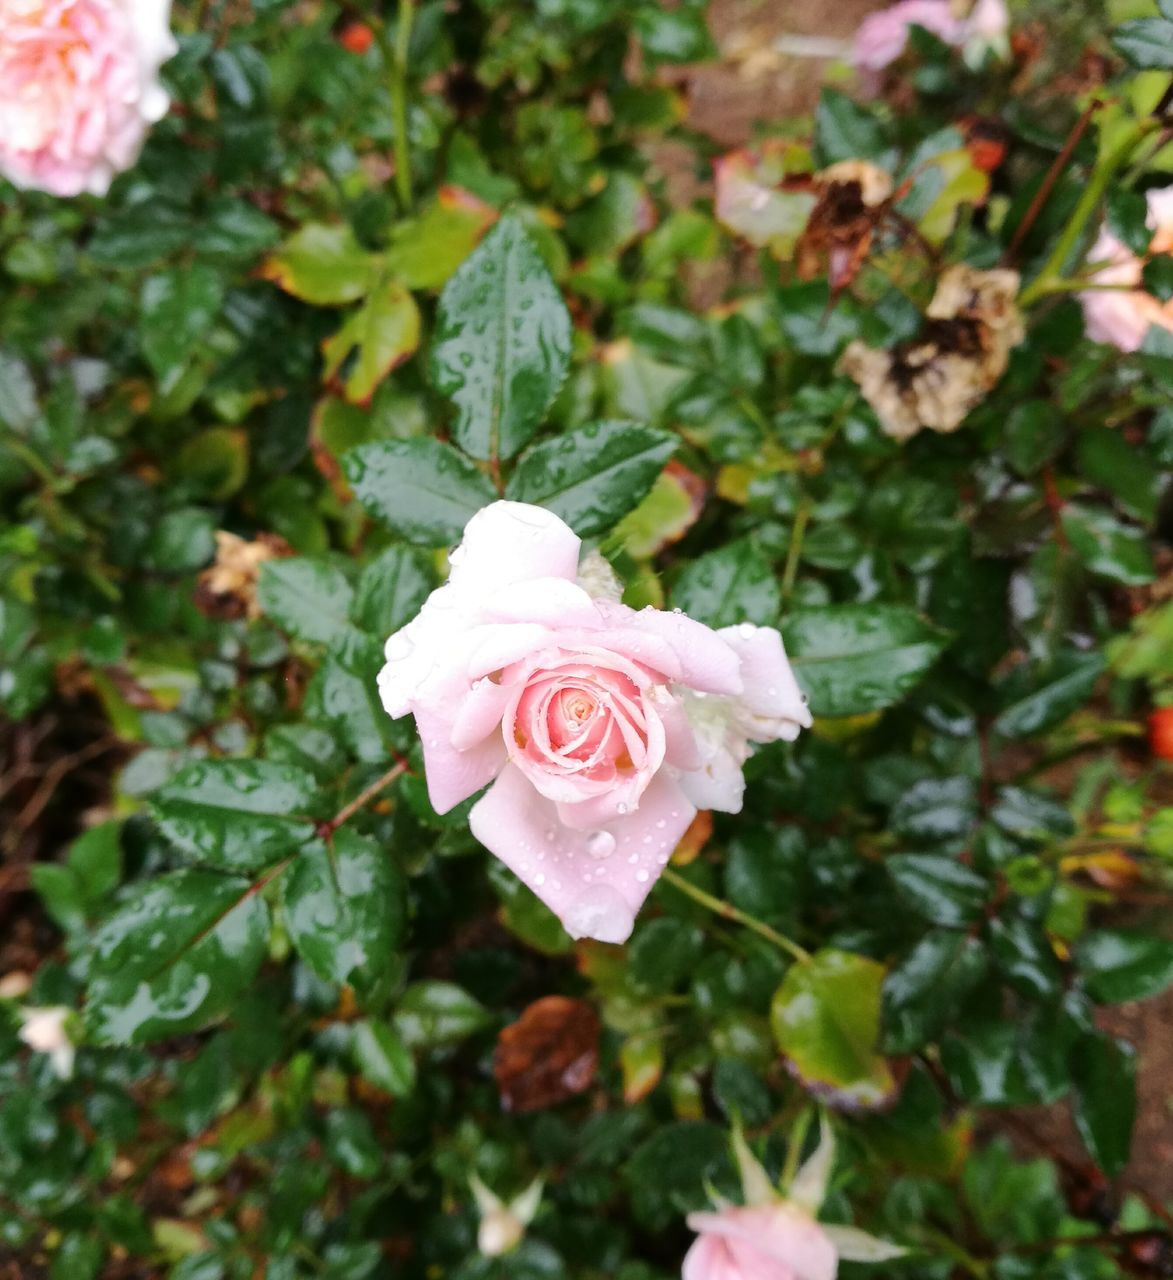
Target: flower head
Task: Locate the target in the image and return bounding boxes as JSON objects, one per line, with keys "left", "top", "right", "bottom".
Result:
{"left": 470, "top": 1175, "right": 542, "bottom": 1258}
{"left": 1079, "top": 187, "right": 1173, "bottom": 354}
{"left": 852, "top": 0, "right": 1008, "bottom": 75}
{"left": 377, "top": 502, "right": 811, "bottom": 944}
{"left": 683, "top": 1120, "right": 904, "bottom": 1280}
{"left": 18, "top": 1005, "right": 75, "bottom": 1078}
{"left": 0, "top": 0, "right": 176, "bottom": 197}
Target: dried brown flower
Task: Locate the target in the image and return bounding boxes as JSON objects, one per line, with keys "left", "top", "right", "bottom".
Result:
{"left": 194, "top": 531, "right": 292, "bottom": 621}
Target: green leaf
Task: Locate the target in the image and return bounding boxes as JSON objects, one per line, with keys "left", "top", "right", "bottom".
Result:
{"left": 633, "top": 6, "right": 715, "bottom": 62}
{"left": 786, "top": 604, "right": 948, "bottom": 717}
{"left": 1004, "top": 401, "right": 1065, "bottom": 476}
{"left": 1071, "top": 1033, "right": 1136, "bottom": 1175}
{"left": 353, "top": 1019, "right": 416, "bottom": 1097}
{"left": 1075, "top": 429, "right": 1162, "bottom": 522}
{"left": 394, "top": 980, "right": 489, "bottom": 1049}
{"left": 624, "top": 1122, "right": 731, "bottom": 1227}
{"left": 814, "top": 89, "right": 894, "bottom": 166}
{"left": 175, "top": 426, "right": 249, "bottom": 500}
{"left": 257, "top": 558, "right": 361, "bottom": 652}
{"left": 1106, "top": 186, "right": 1155, "bottom": 257}
{"left": 1142, "top": 253, "right": 1173, "bottom": 303}
{"left": 282, "top": 831, "right": 406, "bottom": 1000}
{"left": 1076, "top": 929, "right": 1173, "bottom": 1004}
{"left": 993, "top": 651, "right": 1105, "bottom": 739}
{"left": 262, "top": 223, "right": 379, "bottom": 305}
{"left": 383, "top": 198, "right": 496, "bottom": 290}
{"left": 321, "top": 280, "right": 421, "bottom": 405}
{"left": 152, "top": 759, "right": 320, "bottom": 874}
{"left": 672, "top": 538, "right": 780, "bottom": 629}
{"left": 1062, "top": 505, "right": 1155, "bottom": 586}
{"left": 68, "top": 821, "right": 123, "bottom": 900}
{"left": 87, "top": 869, "right": 270, "bottom": 1044}
{"left": 506, "top": 421, "right": 676, "bottom": 537}
{"left": 1111, "top": 17, "right": 1173, "bottom": 68}
{"left": 431, "top": 213, "right": 572, "bottom": 461}
{"left": 628, "top": 918, "right": 705, "bottom": 994}
{"left": 139, "top": 266, "right": 225, "bottom": 386}
{"left": 770, "top": 949, "right": 897, "bottom": 1110}
{"left": 344, "top": 439, "right": 497, "bottom": 545}
{"left": 305, "top": 658, "right": 394, "bottom": 764}
{"left": 886, "top": 854, "right": 988, "bottom": 926}
{"left": 351, "top": 544, "right": 433, "bottom": 636}
{"left": 883, "top": 930, "right": 989, "bottom": 1053}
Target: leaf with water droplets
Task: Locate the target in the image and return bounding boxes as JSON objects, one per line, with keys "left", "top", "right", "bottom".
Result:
{"left": 672, "top": 538, "right": 779, "bottom": 629}
{"left": 86, "top": 869, "right": 271, "bottom": 1045}
{"left": 152, "top": 759, "right": 321, "bottom": 874}
{"left": 344, "top": 438, "right": 497, "bottom": 546}
{"left": 258, "top": 557, "right": 375, "bottom": 666}
{"left": 282, "top": 830, "right": 406, "bottom": 1000}
{"left": 431, "top": 214, "right": 572, "bottom": 461}
{"left": 786, "top": 604, "right": 949, "bottom": 717}
{"left": 505, "top": 421, "right": 676, "bottom": 537}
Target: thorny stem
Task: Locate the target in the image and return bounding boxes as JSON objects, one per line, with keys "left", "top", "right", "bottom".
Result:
{"left": 1020, "top": 114, "right": 1162, "bottom": 308}
{"left": 320, "top": 758, "right": 410, "bottom": 837}
{"left": 662, "top": 868, "right": 811, "bottom": 964}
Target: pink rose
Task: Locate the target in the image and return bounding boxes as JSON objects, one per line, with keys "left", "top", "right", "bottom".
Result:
{"left": 0, "top": 0, "right": 176, "bottom": 197}
{"left": 684, "top": 1204, "right": 838, "bottom": 1280}
{"left": 377, "top": 502, "right": 811, "bottom": 944}
{"left": 851, "top": 0, "right": 964, "bottom": 72}
{"left": 1080, "top": 187, "right": 1173, "bottom": 354}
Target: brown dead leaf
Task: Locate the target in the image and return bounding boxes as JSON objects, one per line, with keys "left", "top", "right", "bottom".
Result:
{"left": 494, "top": 996, "right": 600, "bottom": 1114}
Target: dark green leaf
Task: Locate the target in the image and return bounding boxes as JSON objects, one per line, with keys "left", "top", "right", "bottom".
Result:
{"left": 352, "top": 1018, "right": 416, "bottom": 1097}
{"left": 282, "top": 831, "right": 406, "bottom": 999}
{"left": 883, "top": 930, "right": 989, "bottom": 1053}
{"left": 1071, "top": 1033, "right": 1136, "bottom": 1175}
{"left": 87, "top": 870, "right": 270, "bottom": 1044}
{"left": 993, "top": 651, "right": 1105, "bottom": 739}
{"left": 673, "top": 539, "right": 780, "bottom": 629}
{"left": 351, "top": 545, "right": 433, "bottom": 636}
{"left": 257, "top": 558, "right": 364, "bottom": 653}
{"left": 140, "top": 266, "right": 225, "bottom": 385}
{"left": 1062, "top": 504, "right": 1155, "bottom": 586}
{"left": 886, "top": 854, "right": 988, "bottom": 927}
{"left": 1076, "top": 929, "right": 1173, "bottom": 1004}
{"left": 152, "top": 759, "right": 319, "bottom": 874}
{"left": 506, "top": 421, "right": 676, "bottom": 536}
{"left": 344, "top": 439, "right": 497, "bottom": 545}
{"left": 394, "top": 980, "right": 489, "bottom": 1049}
{"left": 814, "top": 89, "right": 894, "bottom": 166}
{"left": 1075, "top": 429, "right": 1162, "bottom": 522}
{"left": 786, "top": 604, "right": 948, "bottom": 717}
{"left": 431, "top": 214, "right": 572, "bottom": 461}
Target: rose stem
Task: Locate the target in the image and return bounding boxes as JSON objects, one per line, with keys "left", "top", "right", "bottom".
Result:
{"left": 661, "top": 868, "right": 811, "bottom": 964}
{"left": 319, "top": 758, "right": 410, "bottom": 837}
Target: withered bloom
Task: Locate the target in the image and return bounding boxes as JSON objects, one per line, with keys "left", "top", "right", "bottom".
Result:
{"left": 195, "top": 531, "right": 291, "bottom": 621}
{"left": 795, "top": 161, "right": 894, "bottom": 289}
{"left": 841, "top": 265, "right": 1024, "bottom": 441}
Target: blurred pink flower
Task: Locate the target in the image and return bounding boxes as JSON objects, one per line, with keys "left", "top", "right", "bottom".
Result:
{"left": 684, "top": 1204, "right": 838, "bottom": 1280}
{"left": 377, "top": 501, "right": 811, "bottom": 944}
{"left": 0, "top": 0, "right": 176, "bottom": 197}
{"left": 1080, "top": 186, "right": 1173, "bottom": 353}
{"left": 852, "top": 0, "right": 1008, "bottom": 73}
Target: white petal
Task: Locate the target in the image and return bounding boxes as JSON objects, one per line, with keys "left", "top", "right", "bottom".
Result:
{"left": 823, "top": 1225, "right": 908, "bottom": 1263}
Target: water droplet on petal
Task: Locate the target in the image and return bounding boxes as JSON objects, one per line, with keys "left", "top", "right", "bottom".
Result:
{"left": 635, "top": 870, "right": 649, "bottom": 883}
{"left": 738, "top": 621, "right": 756, "bottom": 639}
{"left": 616, "top": 802, "right": 628, "bottom": 816}
{"left": 586, "top": 830, "right": 616, "bottom": 859}
{"left": 534, "top": 873, "right": 546, "bottom": 886}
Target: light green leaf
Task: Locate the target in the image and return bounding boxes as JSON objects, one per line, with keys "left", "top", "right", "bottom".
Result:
{"left": 262, "top": 223, "right": 380, "bottom": 305}
{"left": 321, "top": 280, "right": 421, "bottom": 404}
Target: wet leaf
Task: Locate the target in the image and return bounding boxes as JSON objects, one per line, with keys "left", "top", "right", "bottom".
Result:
{"left": 672, "top": 538, "right": 780, "bottom": 628}
{"left": 771, "top": 950, "right": 898, "bottom": 1111}
{"left": 86, "top": 870, "right": 270, "bottom": 1044}
{"left": 262, "top": 223, "right": 379, "bottom": 305}
{"left": 321, "top": 280, "right": 421, "bottom": 404}
{"left": 1076, "top": 929, "right": 1173, "bottom": 1004}
{"left": 1071, "top": 1033, "right": 1136, "bottom": 1175}
{"left": 506, "top": 421, "right": 675, "bottom": 536}
{"left": 282, "top": 831, "right": 406, "bottom": 999}
{"left": 431, "top": 214, "right": 572, "bottom": 461}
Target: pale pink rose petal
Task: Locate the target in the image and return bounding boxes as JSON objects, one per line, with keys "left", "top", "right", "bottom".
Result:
{"left": 414, "top": 703, "right": 508, "bottom": 814}
{"left": 683, "top": 1234, "right": 771, "bottom": 1280}
{"left": 482, "top": 578, "right": 602, "bottom": 627}
{"left": 686, "top": 1206, "right": 838, "bottom": 1280}
{"left": 446, "top": 501, "right": 581, "bottom": 594}
{"left": 852, "top": 0, "right": 963, "bottom": 71}
{"left": 468, "top": 763, "right": 696, "bottom": 943}
{"left": 617, "top": 604, "right": 744, "bottom": 696}
{"left": 718, "top": 624, "right": 812, "bottom": 737}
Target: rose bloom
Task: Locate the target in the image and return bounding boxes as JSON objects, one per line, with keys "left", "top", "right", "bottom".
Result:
{"left": 852, "top": 0, "right": 1007, "bottom": 73}
{"left": 0, "top": 0, "right": 176, "bottom": 197}
{"left": 684, "top": 1203, "right": 838, "bottom": 1280}
{"left": 378, "top": 502, "right": 811, "bottom": 944}
{"left": 1080, "top": 187, "right": 1173, "bottom": 354}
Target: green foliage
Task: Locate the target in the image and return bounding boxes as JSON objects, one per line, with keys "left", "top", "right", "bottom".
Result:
{"left": 2, "top": 0, "right": 1171, "bottom": 1274}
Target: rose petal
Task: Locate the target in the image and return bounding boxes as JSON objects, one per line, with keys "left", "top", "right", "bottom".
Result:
{"left": 677, "top": 740, "right": 746, "bottom": 814}
{"left": 414, "top": 704, "right": 506, "bottom": 814}
{"left": 685, "top": 1206, "right": 837, "bottom": 1280}
{"left": 447, "top": 501, "right": 581, "bottom": 595}
{"left": 622, "top": 605, "right": 743, "bottom": 696}
{"left": 683, "top": 1234, "right": 760, "bottom": 1280}
{"left": 718, "top": 624, "right": 812, "bottom": 734}
{"left": 468, "top": 765, "right": 696, "bottom": 943}
{"left": 483, "top": 578, "right": 601, "bottom": 627}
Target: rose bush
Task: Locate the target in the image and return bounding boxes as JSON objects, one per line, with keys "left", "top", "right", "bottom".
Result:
{"left": 0, "top": 0, "right": 1171, "bottom": 1275}
{"left": 379, "top": 500, "right": 809, "bottom": 942}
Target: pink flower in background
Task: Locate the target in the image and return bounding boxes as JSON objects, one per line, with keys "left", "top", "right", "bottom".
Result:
{"left": 852, "top": 0, "right": 963, "bottom": 72}
{"left": 377, "top": 502, "right": 811, "bottom": 944}
{"left": 0, "top": 0, "right": 176, "bottom": 197}
{"left": 1079, "top": 187, "right": 1173, "bottom": 354}
{"left": 852, "top": 0, "right": 1008, "bottom": 73}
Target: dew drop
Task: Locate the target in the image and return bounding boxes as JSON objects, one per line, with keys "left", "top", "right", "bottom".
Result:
{"left": 655, "top": 819, "right": 666, "bottom": 830}
{"left": 636, "top": 870, "right": 649, "bottom": 883}
{"left": 534, "top": 873, "right": 546, "bottom": 886}
{"left": 616, "top": 802, "right": 628, "bottom": 816}
{"left": 586, "top": 830, "right": 616, "bottom": 859}
{"left": 738, "top": 622, "right": 756, "bottom": 639}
